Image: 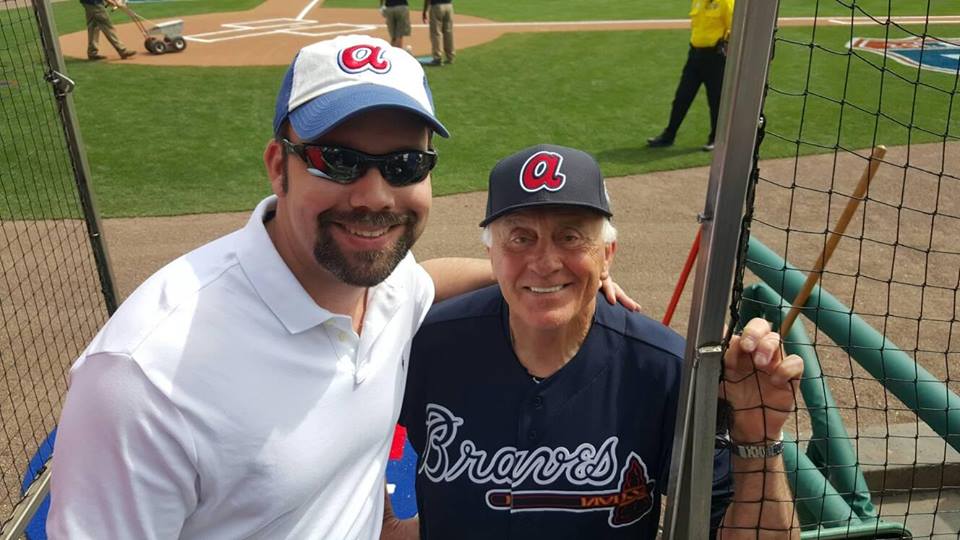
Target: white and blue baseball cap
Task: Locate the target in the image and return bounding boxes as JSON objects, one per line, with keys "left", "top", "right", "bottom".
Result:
{"left": 273, "top": 35, "right": 449, "bottom": 140}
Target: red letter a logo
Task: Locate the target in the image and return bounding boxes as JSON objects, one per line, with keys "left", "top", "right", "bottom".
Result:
{"left": 338, "top": 44, "right": 391, "bottom": 74}
{"left": 520, "top": 151, "right": 566, "bottom": 192}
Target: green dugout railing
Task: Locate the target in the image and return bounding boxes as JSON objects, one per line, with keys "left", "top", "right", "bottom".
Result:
{"left": 739, "top": 238, "right": 960, "bottom": 538}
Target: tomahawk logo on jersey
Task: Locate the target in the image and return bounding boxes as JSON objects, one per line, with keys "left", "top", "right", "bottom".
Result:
{"left": 398, "top": 286, "right": 691, "bottom": 539}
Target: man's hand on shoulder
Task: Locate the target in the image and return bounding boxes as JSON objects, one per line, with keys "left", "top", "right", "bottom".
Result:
{"left": 599, "top": 275, "right": 641, "bottom": 312}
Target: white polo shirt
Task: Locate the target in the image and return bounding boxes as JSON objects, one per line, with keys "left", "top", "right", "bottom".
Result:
{"left": 48, "top": 195, "right": 435, "bottom": 539}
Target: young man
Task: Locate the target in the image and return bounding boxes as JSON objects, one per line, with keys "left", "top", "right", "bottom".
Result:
{"left": 47, "top": 35, "right": 488, "bottom": 539}
{"left": 390, "top": 145, "right": 802, "bottom": 539}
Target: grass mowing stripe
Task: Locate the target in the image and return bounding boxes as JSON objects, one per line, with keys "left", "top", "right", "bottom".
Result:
{"left": 321, "top": 0, "right": 959, "bottom": 22}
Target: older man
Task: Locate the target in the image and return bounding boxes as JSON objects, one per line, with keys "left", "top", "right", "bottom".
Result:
{"left": 389, "top": 145, "right": 802, "bottom": 539}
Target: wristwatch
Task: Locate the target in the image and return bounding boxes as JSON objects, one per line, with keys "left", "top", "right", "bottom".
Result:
{"left": 731, "top": 439, "right": 784, "bottom": 459}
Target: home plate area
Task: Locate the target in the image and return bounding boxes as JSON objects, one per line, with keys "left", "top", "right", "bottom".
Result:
{"left": 186, "top": 19, "right": 376, "bottom": 44}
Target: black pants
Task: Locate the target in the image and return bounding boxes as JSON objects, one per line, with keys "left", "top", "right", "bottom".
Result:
{"left": 662, "top": 45, "right": 726, "bottom": 143}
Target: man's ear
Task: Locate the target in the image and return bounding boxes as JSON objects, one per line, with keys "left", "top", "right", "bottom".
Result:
{"left": 264, "top": 139, "right": 285, "bottom": 196}
{"left": 601, "top": 241, "right": 617, "bottom": 280}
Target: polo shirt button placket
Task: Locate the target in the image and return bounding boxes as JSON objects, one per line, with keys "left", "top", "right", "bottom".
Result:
{"left": 532, "top": 395, "right": 544, "bottom": 410}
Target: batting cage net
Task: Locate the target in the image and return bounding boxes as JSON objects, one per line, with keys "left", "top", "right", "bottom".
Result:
{"left": 0, "top": 0, "right": 115, "bottom": 535}
{"left": 722, "top": 1, "right": 959, "bottom": 538}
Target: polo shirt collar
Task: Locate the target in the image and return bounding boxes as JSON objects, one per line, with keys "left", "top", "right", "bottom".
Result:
{"left": 236, "top": 196, "right": 408, "bottom": 336}
{"left": 237, "top": 196, "right": 337, "bottom": 334}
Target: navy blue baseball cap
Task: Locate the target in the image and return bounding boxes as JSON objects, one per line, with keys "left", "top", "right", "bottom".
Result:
{"left": 273, "top": 35, "right": 449, "bottom": 141}
{"left": 480, "top": 144, "right": 613, "bottom": 227}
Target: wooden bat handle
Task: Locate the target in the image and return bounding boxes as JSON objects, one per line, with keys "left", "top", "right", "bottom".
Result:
{"left": 779, "top": 145, "right": 886, "bottom": 336}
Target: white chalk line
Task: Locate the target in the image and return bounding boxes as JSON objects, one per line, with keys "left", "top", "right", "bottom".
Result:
{"left": 180, "top": 14, "right": 960, "bottom": 45}
{"left": 296, "top": 0, "right": 323, "bottom": 21}
{"left": 186, "top": 22, "right": 375, "bottom": 43}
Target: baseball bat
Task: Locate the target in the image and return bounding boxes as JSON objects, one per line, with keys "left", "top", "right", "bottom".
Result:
{"left": 663, "top": 226, "right": 701, "bottom": 326}
{"left": 779, "top": 145, "right": 886, "bottom": 336}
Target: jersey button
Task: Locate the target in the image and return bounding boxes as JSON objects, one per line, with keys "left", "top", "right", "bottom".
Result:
{"left": 528, "top": 430, "right": 538, "bottom": 440}
{"left": 532, "top": 396, "right": 544, "bottom": 409}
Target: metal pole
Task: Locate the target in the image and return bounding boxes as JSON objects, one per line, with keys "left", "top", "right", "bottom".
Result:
{"left": 662, "top": 0, "right": 780, "bottom": 538}
{"left": 0, "top": 468, "right": 50, "bottom": 540}
{"left": 33, "top": 0, "right": 120, "bottom": 314}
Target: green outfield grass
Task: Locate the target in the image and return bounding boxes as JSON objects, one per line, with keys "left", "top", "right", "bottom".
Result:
{"left": 322, "top": 0, "right": 959, "bottom": 22}
{"left": 45, "top": 23, "right": 956, "bottom": 218}
{"left": 2, "top": 2, "right": 958, "bottom": 218}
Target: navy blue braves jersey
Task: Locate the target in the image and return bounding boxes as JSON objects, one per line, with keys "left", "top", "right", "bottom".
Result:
{"left": 400, "top": 286, "right": 733, "bottom": 539}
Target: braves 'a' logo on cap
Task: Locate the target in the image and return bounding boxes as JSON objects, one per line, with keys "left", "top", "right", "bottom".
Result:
{"left": 520, "top": 151, "right": 566, "bottom": 193}
{"left": 338, "top": 44, "right": 391, "bottom": 74}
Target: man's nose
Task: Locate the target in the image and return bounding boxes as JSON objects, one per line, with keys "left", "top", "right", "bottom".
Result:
{"left": 529, "top": 241, "right": 563, "bottom": 275}
{"left": 349, "top": 166, "right": 395, "bottom": 211}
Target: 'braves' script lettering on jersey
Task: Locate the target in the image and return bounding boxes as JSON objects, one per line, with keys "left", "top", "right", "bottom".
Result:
{"left": 418, "top": 403, "right": 656, "bottom": 527}
{"left": 520, "top": 151, "right": 567, "bottom": 192}
{"left": 420, "top": 403, "right": 618, "bottom": 486}
{"left": 338, "top": 44, "right": 391, "bottom": 74}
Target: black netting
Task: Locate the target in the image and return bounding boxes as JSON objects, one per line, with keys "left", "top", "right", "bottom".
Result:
{"left": 0, "top": 0, "right": 112, "bottom": 529}
{"left": 727, "top": 1, "right": 959, "bottom": 537}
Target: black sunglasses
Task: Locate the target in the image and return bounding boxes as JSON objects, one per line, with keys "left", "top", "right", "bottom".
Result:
{"left": 282, "top": 139, "right": 437, "bottom": 187}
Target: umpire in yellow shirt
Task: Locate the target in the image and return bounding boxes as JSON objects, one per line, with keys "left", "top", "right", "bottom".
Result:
{"left": 647, "top": 0, "right": 733, "bottom": 151}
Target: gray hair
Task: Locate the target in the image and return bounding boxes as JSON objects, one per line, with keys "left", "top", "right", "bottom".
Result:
{"left": 480, "top": 217, "right": 618, "bottom": 248}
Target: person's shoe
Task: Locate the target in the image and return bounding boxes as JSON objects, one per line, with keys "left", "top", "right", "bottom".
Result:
{"left": 119, "top": 50, "right": 137, "bottom": 60}
{"left": 87, "top": 54, "right": 107, "bottom": 61}
{"left": 702, "top": 141, "right": 716, "bottom": 152}
{"left": 646, "top": 134, "right": 674, "bottom": 148}
{"left": 427, "top": 59, "right": 443, "bottom": 66}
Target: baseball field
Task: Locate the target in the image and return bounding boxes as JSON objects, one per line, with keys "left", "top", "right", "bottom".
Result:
{"left": 1, "top": 0, "right": 956, "bottom": 220}
{"left": 36, "top": 0, "right": 958, "bottom": 327}
{"left": 1, "top": 0, "right": 958, "bottom": 535}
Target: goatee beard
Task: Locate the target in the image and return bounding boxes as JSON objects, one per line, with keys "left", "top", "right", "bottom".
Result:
{"left": 313, "top": 209, "right": 418, "bottom": 287}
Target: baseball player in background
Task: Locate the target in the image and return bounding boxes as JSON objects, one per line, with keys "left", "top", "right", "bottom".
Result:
{"left": 647, "top": 0, "right": 734, "bottom": 151}
{"left": 385, "top": 145, "right": 802, "bottom": 539}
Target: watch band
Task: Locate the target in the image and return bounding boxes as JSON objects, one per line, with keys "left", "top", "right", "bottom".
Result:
{"left": 731, "top": 439, "right": 784, "bottom": 459}
{"left": 728, "top": 430, "right": 786, "bottom": 459}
